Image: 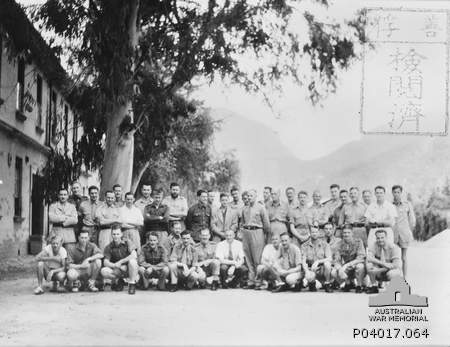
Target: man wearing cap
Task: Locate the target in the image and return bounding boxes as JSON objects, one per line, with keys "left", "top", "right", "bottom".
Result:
{"left": 185, "top": 189, "right": 211, "bottom": 243}
{"left": 240, "top": 189, "right": 270, "bottom": 289}
{"left": 49, "top": 188, "right": 78, "bottom": 247}
{"left": 144, "top": 188, "right": 170, "bottom": 250}
{"left": 339, "top": 187, "right": 368, "bottom": 245}
{"left": 211, "top": 193, "right": 239, "bottom": 242}
{"left": 307, "top": 190, "right": 330, "bottom": 238}
{"left": 289, "top": 190, "right": 311, "bottom": 248}
{"left": 162, "top": 182, "right": 188, "bottom": 230}
{"left": 302, "top": 222, "right": 333, "bottom": 292}
{"left": 168, "top": 230, "right": 199, "bottom": 291}
{"left": 79, "top": 185, "right": 102, "bottom": 244}
{"left": 266, "top": 189, "right": 291, "bottom": 241}
{"left": 95, "top": 191, "right": 121, "bottom": 251}
{"left": 194, "top": 229, "right": 220, "bottom": 290}
{"left": 332, "top": 224, "right": 366, "bottom": 293}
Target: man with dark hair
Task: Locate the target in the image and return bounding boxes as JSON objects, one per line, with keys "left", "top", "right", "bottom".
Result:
{"left": 285, "top": 187, "right": 298, "bottom": 210}
{"left": 323, "top": 222, "right": 340, "bottom": 256}
{"left": 68, "top": 181, "right": 88, "bottom": 234}
{"left": 112, "top": 184, "right": 124, "bottom": 208}
{"left": 144, "top": 188, "right": 170, "bottom": 250}
{"left": 134, "top": 183, "right": 153, "bottom": 214}
{"left": 101, "top": 225, "right": 139, "bottom": 294}
{"left": 66, "top": 230, "right": 103, "bottom": 292}
{"left": 162, "top": 182, "right": 188, "bottom": 230}
{"left": 185, "top": 189, "right": 211, "bottom": 243}
{"left": 194, "top": 229, "right": 220, "bottom": 290}
{"left": 79, "top": 186, "right": 102, "bottom": 243}
{"left": 168, "top": 230, "right": 199, "bottom": 291}
{"left": 241, "top": 191, "right": 250, "bottom": 206}
{"left": 362, "top": 189, "right": 372, "bottom": 206}
{"left": 267, "top": 189, "right": 291, "bottom": 242}
{"left": 120, "top": 192, "right": 144, "bottom": 248}
{"left": 365, "top": 186, "right": 397, "bottom": 248}
{"left": 332, "top": 224, "right": 366, "bottom": 293}
{"left": 324, "top": 184, "right": 341, "bottom": 217}
{"left": 207, "top": 190, "right": 217, "bottom": 210}
{"left": 290, "top": 190, "right": 310, "bottom": 247}
{"left": 255, "top": 233, "right": 281, "bottom": 290}
{"left": 339, "top": 186, "right": 368, "bottom": 246}
{"left": 95, "top": 191, "right": 121, "bottom": 251}
{"left": 229, "top": 186, "right": 244, "bottom": 211}
{"left": 392, "top": 185, "right": 415, "bottom": 278}
{"left": 261, "top": 186, "right": 272, "bottom": 208}
{"left": 366, "top": 229, "right": 403, "bottom": 294}
{"left": 49, "top": 188, "right": 78, "bottom": 247}
{"left": 211, "top": 193, "right": 238, "bottom": 242}
{"left": 307, "top": 190, "right": 329, "bottom": 238}
{"left": 138, "top": 232, "right": 170, "bottom": 291}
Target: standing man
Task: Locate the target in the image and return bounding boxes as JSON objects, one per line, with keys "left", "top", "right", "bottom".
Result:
{"left": 68, "top": 181, "right": 88, "bottom": 234}
{"left": 194, "top": 229, "right": 220, "bottom": 290}
{"left": 331, "top": 189, "right": 349, "bottom": 233}
{"left": 112, "top": 184, "right": 124, "bottom": 208}
{"left": 324, "top": 184, "right": 341, "bottom": 217}
{"left": 365, "top": 186, "right": 397, "bottom": 248}
{"left": 33, "top": 235, "right": 67, "bottom": 294}
{"left": 392, "top": 185, "right": 416, "bottom": 279}
{"left": 339, "top": 187, "right": 368, "bottom": 245}
{"left": 79, "top": 186, "right": 102, "bottom": 244}
{"left": 285, "top": 187, "right": 298, "bottom": 210}
{"left": 49, "top": 188, "right": 78, "bottom": 247}
{"left": 168, "top": 230, "right": 199, "bottom": 291}
{"left": 307, "top": 190, "right": 329, "bottom": 238}
{"left": 215, "top": 229, "right": 247, "bottom": 288}
{"left": 207, "top": 190, "right": 217, "bottom": 211}
{"left": 100, "top": 224, "right": 139, "bottom": 294}
{"left": 134, "top": 183, "right": 153, "bottom": 214}
{"left": 261, "top": 186, "right": 272, "bottom": 208}
{"left": 241, "top": 191, "right": 250, "bottom": 207}
{"left": 211, "top": 193, "right": 239, "bottom": 242}
{"left": 332, "top": 224, "right": 366, "bottom": 293}
{"left": 241, "top": 189, "right": 270, "bottom": 289}
{"left": 366, "top": 229, "right": 403, "bottom": 294}
{"left": 144, "top": 188, "right": 170, "bottom": 250}
{"left": 138, "top": 232, "right": 170, "bottom": 291}
{"left": 255, "top": 233, "right": 281, "bottom": 290}
{"left": 302, "top": 222, "right": 333, "bottom": 292}
{"left": 267, "top": 189, "right": 291, "bottom": 241}
{"left": 66, "top": 230, "right": 103, "bottom": 292}
{"left": 185, "top": 189, "right": 211, "bottom": 243}
{"left": 162, "top": 182, "right": 188, "bottom": 230}
{"left": 119, "top": 192, "right": 144, "bottom": 248}
{"left": 229, "top": 186, "right": 244, "bottom": 211}
{"left": 95, "top": 191, "right": 121, "bottom": 251}
{"left": 289, "top": 191, "right": 311, "bottom": 247}
{"left": 362, "top": 189, "right": 372, "bottom": 207}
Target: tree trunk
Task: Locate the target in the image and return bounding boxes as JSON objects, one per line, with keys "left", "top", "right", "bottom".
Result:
{"left": 100, "top": 0, "right": 139, "bottom": 195}
{"left": 131, "top": 160, "right": 150, "bottom": 195}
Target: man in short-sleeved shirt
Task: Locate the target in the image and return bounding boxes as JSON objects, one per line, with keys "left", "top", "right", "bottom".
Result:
{"left": 339, "top": 187, "right": 367, "bottom": 245}
{"left": 256, "top": 233, "right": 281, "bottom": 290}
{"left": 307, "top": 190, "right": 330, "bottom": 238}
{"left": 162, "top": 182, "right": 188, "bottom": 230}
{"left": 266, "top": 189, "right": 290, "bottom": 241}
{"left": 194, "top": 229, "right": 220, "bottom": 290}
{"left": 49, "top": 188, "right": 78, "bottom": 246}
{"left": 79, "top": 186, "right": 102, "bottom": 243}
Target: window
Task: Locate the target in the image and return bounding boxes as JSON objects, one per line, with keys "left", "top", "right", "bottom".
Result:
{"left": 36, "top": 75, "right": 43, "bottom": 127}
{"left": 45, "top": 84, "right": 52, "bottom": 145}
{"left": 73, "top": 113, "right": 79, "bottom": 150}
{"left": 17, "top": 57, "right": 25, "bottom": 112}
{"left": 51, "top": 91, "right": 57, "bottom": 139}
{"left": 14, "top": 157, "right": 23, "bottom": 218}
{"left": 64, "top": 104, "right": 69, "bottom": 150}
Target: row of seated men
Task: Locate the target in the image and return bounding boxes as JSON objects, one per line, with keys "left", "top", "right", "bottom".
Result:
{"left": 34, "top": 219, "right": 402, "bottom": 295}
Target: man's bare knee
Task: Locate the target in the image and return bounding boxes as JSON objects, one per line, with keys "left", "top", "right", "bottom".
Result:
{"left": 67, "top": 269, "right": 79, "bottom": 281}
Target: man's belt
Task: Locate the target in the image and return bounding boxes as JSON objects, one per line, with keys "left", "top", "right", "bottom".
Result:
{"left": 51, "top": 222, "right": 71, "bottom": 228}
{"left": 368, "top": 223, "right": 388, "bottom": 228}
{"left": 351, "top": 222, "right": 366, "bottom": 228}
{"left": 243, "top": 226, "right": 261, "bottom": 230}
{"left": 99, "top": 225, "right": 112, "bottom": 230}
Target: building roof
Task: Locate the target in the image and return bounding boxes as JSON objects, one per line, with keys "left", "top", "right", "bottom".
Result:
{"left": 0, "top": 0, "right": 72, "bottom": 98}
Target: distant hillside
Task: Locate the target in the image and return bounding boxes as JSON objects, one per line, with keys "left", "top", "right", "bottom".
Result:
{"left": 211, "top": 108, "right": 450, "bottom": 197}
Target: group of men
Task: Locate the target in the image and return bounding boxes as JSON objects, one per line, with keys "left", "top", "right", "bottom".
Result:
{"left": 36, "top": 182, "right": 415, "bottom": 295}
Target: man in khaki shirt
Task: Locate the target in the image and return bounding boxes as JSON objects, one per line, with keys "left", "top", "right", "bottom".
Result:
{"left": 266, "top": 189, "right": 290, "bottom": 241}
{"left": 95, "top": 191, "right": 121, "bottom": 251}
{"left": 289, "top": 191, "right": 310, "bottom": 247}
{"left": 339, "top": 187, "right": 367, "bottom": 245}
{"left": 307, "top": 190, "right": 330, "bottom": 238}
{"left": 134, "top": 183, "right": 153, "bottom": 214}
{"left": 79, "top": 186, "right": 102, "bottom": 244}
{"left": 49, "top": 188, "right": 78, "bottom": 246}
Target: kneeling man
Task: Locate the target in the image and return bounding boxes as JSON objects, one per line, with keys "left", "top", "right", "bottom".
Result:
{"left": 66, "top": 230, "right": 103, "bottom": 292}
{"left": 138, "top": 232, "right": 170, "bottom": 290}
{"left": 100, "top": 224, "right": 139, "bottom": 294}
{"left": 366, "top": 229, "right": 403, "bottom": 294}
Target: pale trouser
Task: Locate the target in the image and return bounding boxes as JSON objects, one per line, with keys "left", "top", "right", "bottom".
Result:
{"left": 98, "top": 228, "right": 113, "bottom": 252}
{"left": 196, "top": 259, "right": 220, "bottom": 283}
{"left": 168, "top": 263, "right": 199, "bottom": 288}
{"left": 123, "top": 228, "right": 141, "bottom": 250}
{"left": 100, "top": 259, "right": 139, "bottom": 283}
{"left": 242, "top": 228, "right": 265, "bottom": 285}
{"left": 367, "top": 228, "right": 394, "bottom": 249}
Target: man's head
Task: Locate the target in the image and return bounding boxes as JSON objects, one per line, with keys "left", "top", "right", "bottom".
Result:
{"left": 197, "top": 189, "right": 208, "bottom": 205}
{"left": 248, "top": 189, "right": 257, "bottom": 204}
{"left": 375, "top": 229, "right": 387, "bottom": 247}
{"left": 374, "top": 186, "right": 386, "bottom": 203}
{"left": 71, "top": 181, "right": 82, "bottom": 196}
{"left": 105, "top": 191, "right": 115, "bottom": 206}
{"left": 78, "top": 230, "right": 90, "bottom": 246}
{"left": 153, "top": 188, "right": 164, "bottom": 204}
{"left": 339, "top": 189, "right": 349, "bottom": 205}
{"left": 172, "top": 221, "right": 182, "bottom": 236}
{"left": 263, "top": 186, "right": 272, "bottom": 201}
{"left": 270, "top": 189, "right": 281, "bottom": 204}
{"left": 147, "top": 232, "right": 159, "bottom": 248}
{"left": 330, "top": 184, "right": 340, "bottom": 200}
{"left": 112, "top": 184, "right": 122, "bottom": 201}
{"left": 181, "top": 230, "right": 191, "bottom": 246}
{"left": 392, "top": 185, "right": 403, "bottom": 202}
{"left": 230, "top": 186, "right": 240, "bottom": 203}
{"left": 349, "top": 187, "right": 360, "bottom": 203}
{"left": 341, "top": 224, "right": 353, "bottom": 242}
{"left": 310, "top": 221, "right": 320, "bottom": 240}
{"left": 88, "top": 186, "right": 99, "bottom": 202}
{"left": 220, "top": 193, "right": 229, "bottom": 208}
{"left": 225, "top": 229, "right": 235, "bottom": 243}
{"left": 50, "top": 235, "right": 63, "bottom": 253}
{"left": 312, "top": 190, "right": 321, "bottom": 205}
{"left": 111, "top": 224, "right": 122, "bottom": 243}
{"left": 323, "top": 222, "right": 334, "bottom": 238}
{"left": 141, "top": 183, "right": 152, "bottom": 199}
{"left": 124, "top": 192, "right": 134, "bottom": 207}
{"left": 200, "top": 229, "right": 211, "bottom": 244}
{"left": 298, "top": 191, "right": 308, "bottom": 206}
{"left": 362, "top": 189, "right": 372, "bottom": 205}
{"left": 207, "top": 190, "right": 215, "bottom": 205}
{"left": 285, "top": 187, "right": 295, "bottom": 202}
{"left": 169, "top": 183, "right": 180, "bottom": 198}
{"left": 241, "top": 191, "right": 249, "bottom": 205}
{"left": 271, "top": 233, "right": 281, "bottom": 248}
{"left": 58, "top": 188, "right": 69, "bottom": 203}
{"left": 280, "top": 232, "right": 290, "bottom": 249}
